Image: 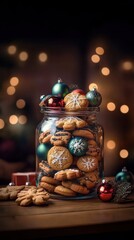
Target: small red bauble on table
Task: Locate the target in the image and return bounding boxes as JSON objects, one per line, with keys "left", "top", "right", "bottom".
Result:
{"left": 97, "top": 179, "right": 115, "bottom": 202}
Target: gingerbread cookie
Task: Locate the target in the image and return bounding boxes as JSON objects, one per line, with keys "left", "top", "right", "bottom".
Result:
{"left": 64, "top": 92, "right": 89, "bottom": 111}
{"left": 0, "top": 185, "right": 25, "bottom": 201}
{"left": 47, "top": 146, "right": 73, "bottom": 170}
{"left": 76, "top": 156, "right": 98, "bottom": 172}
{"left": 16, "top": 186, "right": 50, "bottom": 206}
{"left": 54, "top": 168, "right": 83, "bottom": 181}
{"left": 55, "top": 116, "right": 88, "bottom": 131}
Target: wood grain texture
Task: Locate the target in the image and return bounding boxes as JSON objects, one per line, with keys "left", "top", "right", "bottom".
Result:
{"left": 0, "top": 198, "right": 134, "bottom": 239}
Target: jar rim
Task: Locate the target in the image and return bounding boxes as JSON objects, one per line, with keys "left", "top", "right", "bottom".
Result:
{"left": 40, "top": 106, "right": 100, "bottom": 115}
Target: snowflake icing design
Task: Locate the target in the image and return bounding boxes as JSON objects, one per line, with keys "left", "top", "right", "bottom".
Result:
{"left": 81, "top": 157, "right": 96, "bottom": 170}
{"left": 72, "top": 138, "right": 86, "bottom": 154}
{"left": 66, "top": 93, "right": 86, "bottom": 108}
{"left": 51, "top": 150, "right": 67, "bottom": 167}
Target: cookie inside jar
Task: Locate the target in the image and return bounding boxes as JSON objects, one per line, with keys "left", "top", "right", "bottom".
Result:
{"left": 35, "top": 80, "right": 104, "bottom": 199}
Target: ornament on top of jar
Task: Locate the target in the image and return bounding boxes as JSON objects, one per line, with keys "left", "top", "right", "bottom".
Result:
{"left": 52, "top": 78, "right": 70, "bottom": 98}
{"left": 86, "top": 87, "right": 102, "bottom": 107}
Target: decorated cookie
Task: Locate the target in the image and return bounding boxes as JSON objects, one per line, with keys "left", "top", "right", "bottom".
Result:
{"left": 54, "top": 168, "right": 83, "bottom": 181}
{"left": 56, "top": 116, "right": 88, "bottom": 130}
{"left": 76, "top": 156, "right": 98, "bottom": 172}
{"left": 47, "top": 146, "right": 73, "bottom": 170}
{"left": 64, "top": 92, "right": 89, "bottom": 111}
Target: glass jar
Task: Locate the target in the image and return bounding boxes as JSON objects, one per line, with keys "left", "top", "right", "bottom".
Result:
{"left": 35, "top": 106, "right": 104, "bottom": 199}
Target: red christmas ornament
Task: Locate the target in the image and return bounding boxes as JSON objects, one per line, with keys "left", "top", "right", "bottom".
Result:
{"left": 97, "top": 179, "right": 115, "bottom": 202}
{"left": 47, "top": 96, "right": 65, "bottom": 107}
{"left": 72, "top": 88, "right": 85, "bottom": 95}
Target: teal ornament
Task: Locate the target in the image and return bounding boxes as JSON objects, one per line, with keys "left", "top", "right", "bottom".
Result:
{"left": 115, "top": 167, "right": 132, "bottom": 183}
{"left": 52, "top": 78, "right": 70, "bottom": 98}
{"left": 36, "top": 143, "right": 51, "bottom": 160}
{"left": 68, "top": 137, "right": 88, "bottom": 156}
{"left": 86, "top": 88, "right": 102, "bottom": 107}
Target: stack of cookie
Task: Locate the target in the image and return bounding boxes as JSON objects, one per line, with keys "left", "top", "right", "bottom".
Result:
{"left": 36, "top": 81, "right": 103, "bottom": 199}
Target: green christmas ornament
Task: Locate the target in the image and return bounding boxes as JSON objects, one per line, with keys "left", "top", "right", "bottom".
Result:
{"left": 52, "top": 78, "right": 70, "bottom": 98}
{"left": 86, "top": 88, "right": 102, "bottom": 107}
{"left": 115, "top": 166, "right": 132, "bottom": 183}
{"left": 36, "top": 143, "right": 51, "bottom": 160}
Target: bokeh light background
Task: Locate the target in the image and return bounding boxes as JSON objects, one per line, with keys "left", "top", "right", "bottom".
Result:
{"left": 0, "top": 3, "right": 134, "bottom": 180}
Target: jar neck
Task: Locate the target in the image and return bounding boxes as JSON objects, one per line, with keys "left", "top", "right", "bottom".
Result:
{"left": 40, "top": 107, "right": 100, "bottom": 124}
{"left": 40, "top": 106, "right": 100, "bottom": 116}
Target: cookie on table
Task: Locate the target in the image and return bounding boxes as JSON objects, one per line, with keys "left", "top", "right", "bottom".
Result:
{"left": 64, "top": 92, "right": 89, "bottom": 111}
{"left": 16, "top": 186, "right": 50, "bottom": 206}
{"left": 47, "top": 146, "right": 73, "bottom": 170}
{"left": 0, "top": 185, "right": 25, "bottom": 201}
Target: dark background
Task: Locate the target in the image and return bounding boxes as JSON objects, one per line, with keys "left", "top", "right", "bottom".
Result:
{"left": 0, "top": 1, "right": 134, "bottom": 183}
{"left": 0, "top": 2, "right": 134, "bottom": 48}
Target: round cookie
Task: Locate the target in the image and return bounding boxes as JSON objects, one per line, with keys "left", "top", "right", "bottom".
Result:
{"left": 54, "top": 185, "right": 76, "bottom": 197}
{"left": 47, "top": 146, "right": 73, "bottom": 170}
{"left": 76, "top": 156, "right": 98, "bottom": 172}
{"left": 41, "top": 176, "right": 59, "bottom": 185}
{"left": 64, "top": 92, "right": 89, "bottom": 111}
{"left": 62, "top": 181, "right": 90, "bottom": 195}
{"left": 40, "top": 182, "right": 56, "bottom": 193}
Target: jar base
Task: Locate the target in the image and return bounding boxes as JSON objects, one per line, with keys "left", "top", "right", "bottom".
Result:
{"left": 50, "top": 190, "right": 97, "bottom": 200}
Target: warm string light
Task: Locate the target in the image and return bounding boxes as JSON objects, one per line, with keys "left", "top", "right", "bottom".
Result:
{"left": 3, "top": 43, "right": 132, "bottom": 171}
{"left": 89, "top": 44, "right": 130, "bottom": 166}
{"left": 0, "top": 119, "right": 5, "bottom": 129}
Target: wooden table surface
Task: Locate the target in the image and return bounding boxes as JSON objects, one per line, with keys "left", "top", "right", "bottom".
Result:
{"left": 0, "top": 196, "right": 134, "bottom": 239}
